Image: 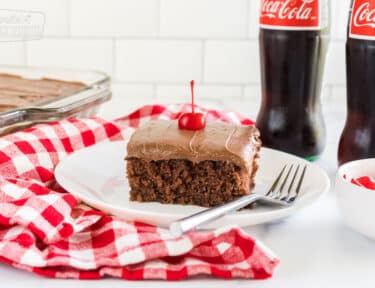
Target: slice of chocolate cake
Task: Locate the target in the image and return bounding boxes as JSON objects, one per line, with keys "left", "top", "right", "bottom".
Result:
{"left": 126, "top": 120, "right": 261, "bottom": 207}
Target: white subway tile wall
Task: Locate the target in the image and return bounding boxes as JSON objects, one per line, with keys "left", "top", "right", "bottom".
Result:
{"left": 325, "top": 41, "right": 346, "bottom": 86}
{"left": 115, "top": 40, "right": 202, "bottom": 82}
{"left": 27, "top": 39, "right": 113, "bottom": 74}
{"left": 100, "top": 84, "right": 155, "bottom": 119}
{"left": 0, "top": 0, "right": 351, "bottom": 116}
{"left": 155, "top": 85, "right": 243, "bottom": 103}
{"left": 160, "top": 0, "right": 248, "bottom": 38}
{"left": 204, "top": 41, "right": 260, "bottom": 83}
{"left": 0, "top": 0, "right": 69, "bottom": 36}
{"left": 70, "top": 0, "right": 159, "bottom": 37}
{"left": 0, "top": 43, "right": 26, "bottom": 65}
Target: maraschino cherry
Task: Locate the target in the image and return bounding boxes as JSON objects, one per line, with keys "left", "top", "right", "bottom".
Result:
{"left": 178, "top": 80, "right": 206, "bottom": 130}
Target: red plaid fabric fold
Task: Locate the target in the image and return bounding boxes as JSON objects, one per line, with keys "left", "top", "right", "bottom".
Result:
{"left": 0, "top": 104, "right": 279, "bottom": 280}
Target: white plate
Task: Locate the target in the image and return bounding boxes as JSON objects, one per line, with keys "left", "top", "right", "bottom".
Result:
{"left": 55, "top": 141, "right": 330, "bottom": 229}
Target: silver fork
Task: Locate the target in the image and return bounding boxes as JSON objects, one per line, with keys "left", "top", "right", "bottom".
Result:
{"left": 169, "top": 164, "right": 307, "bottom": 237}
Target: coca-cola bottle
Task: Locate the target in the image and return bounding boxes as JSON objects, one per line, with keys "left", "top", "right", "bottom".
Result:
{"left": 338, "top": 0, "right": 375, "bottom": 165}
{"left": 257, "top": 0, "right": 330, "bottom": 160}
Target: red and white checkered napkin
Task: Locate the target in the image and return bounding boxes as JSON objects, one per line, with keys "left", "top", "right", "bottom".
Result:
{"left": 0, "top": 104, "right": 279, "bottom": 280}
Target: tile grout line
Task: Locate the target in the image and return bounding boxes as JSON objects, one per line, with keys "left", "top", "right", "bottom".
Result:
{"left": 201, "top": 40, "right": 205, "bottom": 83}
{"left": 156, "top": 0, "right": 161, "bottom": 36}
{"left": 112, "top": 38, "right": 116, "bottom": 82}
{"left": 26, "top": 33, "right": 348, "bottom": 43}
{"left": 112, "top": 80, "right": 262, "bottom": 86}
{"left": 327, "top": 85, "right": 334, "bottom": 103}
{"left": 23, "top": 41, "right": 28, "bottom": 66}
{"left": 241, "top": 85, "right": 246, "bottom": 100}
{"left": 245, "top": 0, "right": 251, "bottom": 37}
{"left": 152, "top": 83, "right": 157, "bottom": 100}
{"left": 31, "top": 34, "right": 261, "bottom": 41}
{"left": 66, "top": 0, "right": 72, "bottom": 37}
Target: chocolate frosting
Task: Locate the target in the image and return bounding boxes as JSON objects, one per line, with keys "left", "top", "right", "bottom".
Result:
{"left": 126, "top": 119, "right": 261, "bottom": 172}
{"left": 0, "top": 73, "right": 86, "bottom": 112}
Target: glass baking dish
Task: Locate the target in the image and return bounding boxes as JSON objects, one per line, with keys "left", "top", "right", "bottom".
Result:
{"left": 0, "top": 66, "right": 112, "bottom": 135}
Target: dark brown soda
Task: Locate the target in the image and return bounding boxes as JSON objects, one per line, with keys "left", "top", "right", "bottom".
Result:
{"left": 257, "top": 29, "right": 329, "bottom": 160}
{"left": 338, "top": 38, "right": 375, "bottom": 165}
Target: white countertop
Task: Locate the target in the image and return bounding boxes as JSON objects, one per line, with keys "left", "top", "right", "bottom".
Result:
{"left": 1, "top": 100, "right": 375, "bottom": 288}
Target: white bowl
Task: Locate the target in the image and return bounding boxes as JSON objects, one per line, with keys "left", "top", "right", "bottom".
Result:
{"left": 336, "top": 158, "right": 375, "bottom": 240}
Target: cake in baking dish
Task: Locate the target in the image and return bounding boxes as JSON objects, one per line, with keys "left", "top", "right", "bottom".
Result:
{"left": 0, "top": 73, "right": 86, "bottom": 112}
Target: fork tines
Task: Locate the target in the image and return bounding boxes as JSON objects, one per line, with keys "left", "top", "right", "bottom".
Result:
{"left": 266, "top": 164, "right": 307, "bottom": 203}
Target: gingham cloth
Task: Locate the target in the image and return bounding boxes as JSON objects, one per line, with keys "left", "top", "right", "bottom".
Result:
{"left": 0, "top": 104, "right": 279, "bottom": 280}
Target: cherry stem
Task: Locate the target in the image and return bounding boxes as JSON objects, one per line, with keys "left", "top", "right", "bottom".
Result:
{"left": 190, "top": 80, "right": 195, "bottom": 114}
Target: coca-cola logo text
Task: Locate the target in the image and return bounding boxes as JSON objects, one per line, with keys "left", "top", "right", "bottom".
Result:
{"left": 260, "top": 0, "right": 320, "bottom": 29}
{"left": 261, "top": 0, "right": 315, "bottom": 20}
{"left": 350, "top": 0, "right": 375, "bottom": 39}
{"left": 353, "top": 2, "right": 375, "bottom": 28}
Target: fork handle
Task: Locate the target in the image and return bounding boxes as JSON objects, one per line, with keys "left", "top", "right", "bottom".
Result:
{"left": 169, "top": 193, "right": 261, "bottom": 237}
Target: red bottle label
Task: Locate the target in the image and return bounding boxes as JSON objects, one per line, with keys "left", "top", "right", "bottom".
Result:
{"left": 350, "top": 0, "right": 375, "bottom": 40}
{"left": 259, "top": 0, "right": 322, "bottom": 30}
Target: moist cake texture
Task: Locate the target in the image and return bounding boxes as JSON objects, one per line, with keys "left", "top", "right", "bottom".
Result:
{"left": 126, "top": 120, "right": 261, "bottom": 207}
